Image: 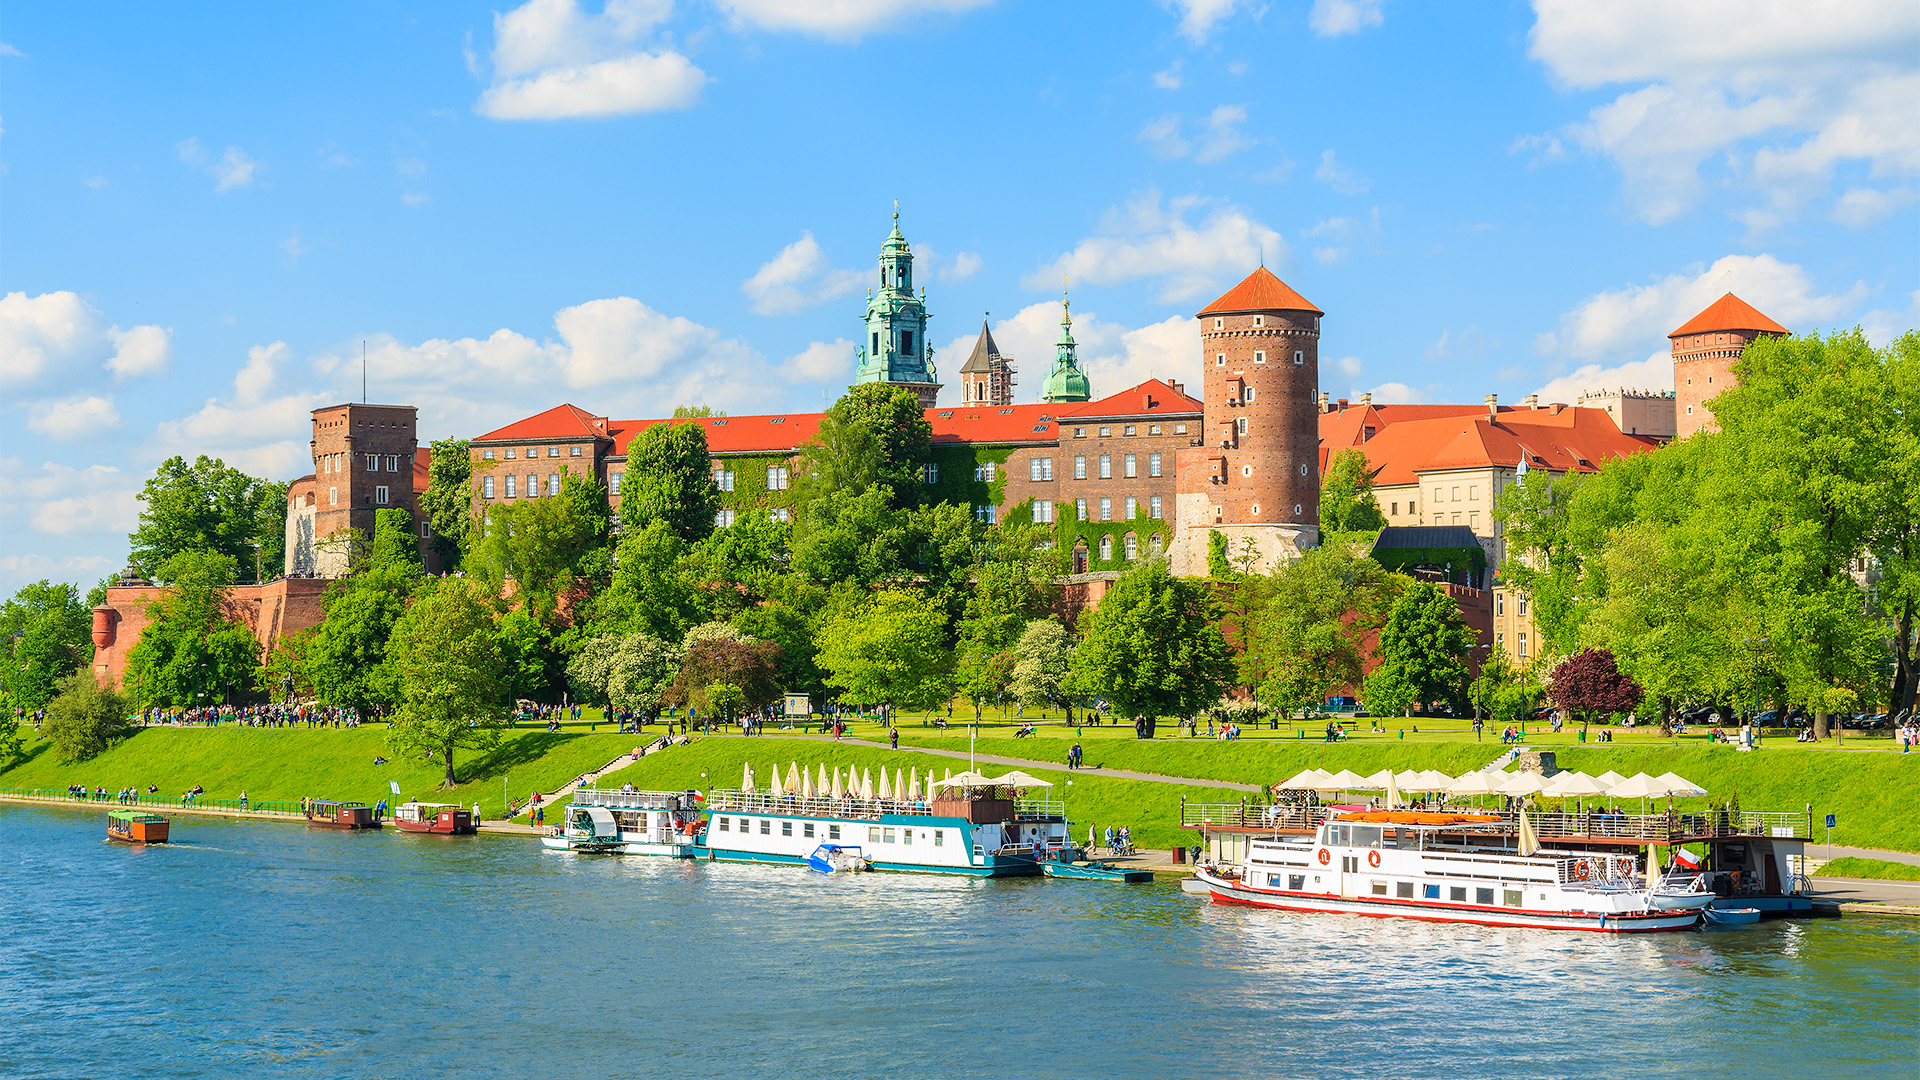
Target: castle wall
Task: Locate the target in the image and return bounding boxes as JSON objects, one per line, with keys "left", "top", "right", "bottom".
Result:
{"left": 89, "top": 577, "right": 333, "bottom": 692}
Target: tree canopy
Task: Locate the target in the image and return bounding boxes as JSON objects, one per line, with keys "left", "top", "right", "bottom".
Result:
{"left": 121, "top": 550, "right": 261, "bottom": 709}
{"left": 1070, "top": 561, "right": 1233, "bottom": 732}
{"left": 621, "top": 421, "right": 720, "bottom": 543}
{"left": 41, "top": 670, "right": 129, "bottom": 763}
{"left": 1361, "top": 579, "right": 1476, "bottom": 716}
{"left": 1319, "top": 448, "right": 1388, "bottom": 536}
{"left": 1248, "top": 540, "right": 1401, "bottom": 718}
{"left": 815, "top": 588, "right": 951, "bottom": 715}
{"left": 1, "top": 580, "right": 93, "bottom": 714}
{"left": 385, "top": 581, "right": 509, "bottom": 787}
{"left": 129, "top": 455, "right": 284, "bottom": 583}
{"left": 419, "top": 437, "right": 472, "bottom": 570}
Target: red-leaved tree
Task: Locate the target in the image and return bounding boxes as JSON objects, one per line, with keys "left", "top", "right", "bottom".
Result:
{"left": 1546, "top": 648, "right": 1644, "bottom": 733}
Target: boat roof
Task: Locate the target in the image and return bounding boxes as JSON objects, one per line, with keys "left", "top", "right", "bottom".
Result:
{"left": 107, "top": 809, "right": 167, "bottom": 822}
{"left": 403, "top": 802, "right": 460, "bottom": 809}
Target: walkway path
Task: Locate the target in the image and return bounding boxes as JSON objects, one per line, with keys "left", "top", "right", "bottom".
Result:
{"left": 510, "top": 734, "right": 679, "bottom": 819}
{"left": 698, "top": 732, "right": 1261, "bottom": 793}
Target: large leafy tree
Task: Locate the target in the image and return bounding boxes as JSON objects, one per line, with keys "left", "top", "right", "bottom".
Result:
{"left": 588, "top": 521, "right": 705, "bottom": 641}
{"left": 1319, "top": 448, "right": 1387, "bottom": 536}
{"left": 815, "top": 588, "right": 952, "bottom": 716}
{"left": 301, "top": 509, "right": 420, "bottom": 714}
{"left": 621, "top": 421, "right": 720, "bottom": 543}
{"left": 470, "top": 469, "right": 611, "bottom": 625}
{"left": 567, "top": 631, "right": 684, "bottom": 716}
{"left": 1872, "top": 331, "right": 1920, "bottom": 717}
{"left": 684, "top": 509, "right": 790, "bottom": 620}
{"left": 1248, "top": 540, "right": 1401, "bottom": 719}
{"left": 673, "top": 635, "right": 784, "bottom": 715}
{"left": 386, "top": 580, "right": 509, "bottom": 788}
{"left": 41, "top": 670, "right": 129, "bottom": 763}
{"left": 128, "top": 455, "right": 281, "bottom": 583}
{"left": 1007, "top": 618, "right": 1079, "bottom": 723}
{"left": 1361, "top": 579, "right": 1475, "bottom": 716}
{"left": 1547, "top": 647, "right": 1644, "bottom": 731}
{"left": 1, "top": 580, "right": 93, "bottom": 713}
{"left": 1469, "top": 648, "right": 1547, "bottom": 724}
{"left": 121, "top": 551, "right": 261, "bottom": 709}
{"left": 796, "top": 383, "right": 933, "bottom": 509}
{"left": 1069, "top": 561, "right": 1233, "bottom": 735}
{"left": 791, "top": 486, "right": 909, "bottom": 589}
{"left": 419, "top": 437, "right": 473, "bottom": 570}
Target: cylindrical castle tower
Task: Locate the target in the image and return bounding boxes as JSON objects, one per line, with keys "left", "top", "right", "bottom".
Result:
{"left": 1171, "top": 267, "right": 1322, "bottom": 574}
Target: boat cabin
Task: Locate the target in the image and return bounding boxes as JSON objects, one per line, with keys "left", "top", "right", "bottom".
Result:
{"left": 106, "top": 809, "right": 170, "bottom": 844}
{"left": 305, "top": 800, "right": 382, "bottom": 829}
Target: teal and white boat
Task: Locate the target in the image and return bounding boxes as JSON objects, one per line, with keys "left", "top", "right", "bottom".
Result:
{"left": 1042, "top": 852, "right": 1155, "bottom": 884}
{"left": 568, "top": 787, "right": 704, "bottom": 857}
{"left": 696, "top": 764, "right": 1067, "bottom": 877}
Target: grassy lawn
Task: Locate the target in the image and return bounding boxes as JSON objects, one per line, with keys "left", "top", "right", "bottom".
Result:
{"left": 0, "top": 725, "right": 639, "bottom": 819}
{"left": 1813, "top": 857, "right": 1920, "bottom": 881}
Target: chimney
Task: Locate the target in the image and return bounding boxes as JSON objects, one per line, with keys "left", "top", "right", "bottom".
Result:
{"left": 1336, "top": 398, "right": 1349, "bottom": 413}
{"left": 1524, "top": 394, "right": 1539, "bottom": 410}
{"left": 1550, "top": 402, "right": 1566, "bottom": 415}
{"left": 1317, "top": 391, "right": 1331, "bottom": 413}
{"left": 1484, "top": 393, "right": 1497, "bottom": 417}
{"left": 1358, "top": 392, "right": 1372, "bottom": 407}
{"left": 1168, "top": 380, "right": 1184, "bottom": 397}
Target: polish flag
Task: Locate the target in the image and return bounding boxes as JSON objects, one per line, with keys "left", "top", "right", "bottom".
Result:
{"left": 1672, "top": 848, "right": 1701, "bottom": 870}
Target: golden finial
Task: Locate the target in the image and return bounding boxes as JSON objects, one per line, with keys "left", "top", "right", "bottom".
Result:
{"left": 893, "top": 199, "right": 899, "bottom": 223}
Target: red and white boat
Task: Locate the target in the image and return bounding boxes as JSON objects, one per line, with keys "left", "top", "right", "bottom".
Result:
{"left": 392, "top": 801, "right": 476, "bottom": 835}
{"left": 1195, "top": 810, "right": 1711, "bottom": 933}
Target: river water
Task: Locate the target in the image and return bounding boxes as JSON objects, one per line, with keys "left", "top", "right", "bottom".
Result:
{"left": 3, "top": 804, "right": 1914, "bottom": 1080}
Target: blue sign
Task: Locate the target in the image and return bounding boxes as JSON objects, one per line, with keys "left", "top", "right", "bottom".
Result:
{"left": 1824, "top": 814, "right": 1836, "bottom": 829}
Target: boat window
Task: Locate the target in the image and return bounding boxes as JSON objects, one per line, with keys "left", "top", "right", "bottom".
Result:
{"left": 1424, "top": 884, "right": 1441, "bottom": 899}
{"left": 1268, "top": 874, "right": 1283, "bottom": 887}
{"left": 883, "top": 829, "right": 896, "bottom": 844}
{"left": 782, "top": 822, "right": 793, "bottom": 837}
{"left": 804, "top": 823, "right": 815, "bottom": 838}
{"left": 1504, "top": 890, "right": 1524, "bottom": 908}
{"left": 1288, "top": 874, "right": 1305, "bottom": 890}
{"left": 830, "top": 825, "right": 841, "bottom": 840}
{"left": 869, "top": 827, "right": 881, "bottom": 843}
{"left": 1396, "top": 882, "right": 1415, "bottom": 899}
{"left": 759, "top": 820, "right": 770, "bottom": 835}
{"left": 1370, "top": 881, "right": 1389, "bottom": 895}
{"left": 717, "top": 817, "right": 730, "bottom": 831}
{"left": 1476, "top": 887, "right": 1495, "bottom": 906}
{"left": 1328, "top": 824, "right": 1350, "bottom": 846}
{"left": 1451, "top": 886, "right": 1467, "bottom": 902}
{"left": 1353, "top": 825, "right": 1384, "bottom": 849}
{"left": 933, "top": 830, "right": 943, "bottom": 846}
{"left": 903, "top": 829, "right": 913, "bottom": 845}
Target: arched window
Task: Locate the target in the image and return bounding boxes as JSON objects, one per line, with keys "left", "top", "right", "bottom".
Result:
{"left": 1098, "top": 535, "right": 1113, "bottom": 561}
{"left": 1123, "top": 533, "right": 1138, "bottom": 560}
{"left": 1072, "top": 539, "right": 1090, "bottom": 574}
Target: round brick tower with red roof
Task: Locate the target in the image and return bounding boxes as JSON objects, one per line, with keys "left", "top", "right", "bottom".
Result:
{"left": 1670, "top": 292, "right": 1786, "bottom": 439}
{"left": 1169, "top": 267, "right": 1323, "bottom": 575}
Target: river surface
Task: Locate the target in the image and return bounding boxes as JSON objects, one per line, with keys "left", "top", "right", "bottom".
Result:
{"left": 3, "top": 804, "right": 1915, "bottom": 1080}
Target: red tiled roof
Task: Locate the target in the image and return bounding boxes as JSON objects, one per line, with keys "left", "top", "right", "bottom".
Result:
{"left": 1669, "top": 293, "right": 1788, "bottom": 338}
{"left": 609, "top": 414, "right": 825, "bottom": 457}
{"left": 1321, "top": 406, "right": 1658, "bottom": 486}
{"left": 1056, "top": 379, "right": 1203, "bottom": 420}
{"left": 1197, "top": 267, "right": 1323, "bottom": 317}
{"left": 474, "top": 403, "right": 611, "bottom": 443}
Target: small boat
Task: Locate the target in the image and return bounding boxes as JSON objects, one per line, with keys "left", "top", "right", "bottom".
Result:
{"left": 304, "top": 800, "right": 383, "bottom": 830}
{"left": 392, "top": 802, "right": 476, "bottom": 835}
{"left": 805, "top": 844, "right": 871, "bottom": 873}
{"left": 567, "top": 788, "right": 704, "bottom": 857}
{"left": 106, "top": 809, "right": 170, "bottom": 844}
{"left": 1042, "top": 849, "right": 1154, "bottom": 883}
{"left": 1704, "top": 906, "right": 1762, "bottom": 926}
{"left": 539, "top": 806, "right": 626, "bottom": 853}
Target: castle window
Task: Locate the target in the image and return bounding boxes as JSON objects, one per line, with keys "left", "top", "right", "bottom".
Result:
{"left": 770, "top": 507, "right": 790, "bottom": 523}
{"left": 1518, "top": 633, "right": 1529, "bottom": 658}
{"left": 1031, "top": 457, "right": 1053, "bottom": 481}
{"left": 505, "top": 448, "right": 516, "bottom": 460}
{"left": 1076, "top": 498, "right": 1088, "bottom": 521}
{"left": 1099, "top": 498, "right": 1112, "bottom": 521}
{"left": 1294, "top": 351, "right": 1304, "bottom": 365}
{"left": 1254, "top": 351, "right": 1266, "bottom": 364}
{"left": 330, "top": 486, "right": 339, "bottom": 505}
{"left": 873, "top": 331, "right": 881, "bottom": 355}
{"left": 1149, "top": 453, "right": 1162, "bottom": 477}
{"left": 1452, "top": 487, "right": 1461, "bottom": 500}
{"left": 974, "top": 504, "right": 996, "bottom": 523}
{"left": 1074, "top": 427, "right": 1086, "bottom": 438}
{"left": 1124, "top": 454, "right": 1137, "bottom": 478}
{"left": 1149, "top": 534, "right": 1163, "bottom": 555}
{"left": 1253, "top": 315, "right": 1264, "bottom": 327}
{"left": 548, "top": 474, "right": 560, "bottom": 496}
{"left": 716, "top": 509, "right": 736, "bottom": 528}
{"left": 767, "top": 466, "right": 790, "bottom": 491}
{"left": 527, "top": 473, "right": 538, "bottom": 497}
{"left": 1149, "top": 495, "right": 1162, "bottom": 519}
{"left": 714, "top": 467, "right": 735, "bottom": 492}
{"left": 1123, "top": 534, "right": 1138, "bottom": 560}
{"left": 1518, "top": 595, "right": 1529, "bottom": 616}
{"left": 1125, "top": 496, "right": 1138, "bottom": 519}
{"left": 1410, "top": 500, "right": 1417, "bottom": 514}
{"left": 1099, "top": 426, "right": 1111, "bottom": 437}
{"left": 1244, "top": 386, "right": 1256, "bottom": 403}
{"left": 1236, "top": 417, "right": 1248, "bottom": 436}
{"left": 1124, "top": 425, "right": 1136, "bottom": 436}
{"left": 1214, "top": 317, "right": 1223, "bottom": 329}
{"left": 1034, "top": 500, "right": 1054, "bottom": 523}
{"left": 366, "top": 454, "right": 379, "bottom": 472}
{"left": 1294, "top": 504, "right": 1301, "bottom": 516}
{"left": 505, "top": 476, "right": 517, "bottom": 498}
{"left": 609, "top": 473, "right": 622, "bottom": 495}
{"left": 1216, "top": 353, "right": 1226, "bottom": 367}
{"left": 385, "top": 455, "right": 400, "bottom": 471}
{"left": 1150, "top": 424, "right": 1161, "bottom": 435}
{"left": 375, "top": 486, "right": 390, "bottom": 505}
{"left": 1687, "top": 405, "right": 1694, "bottom": 415}
{"left": 1074, "top": 455, "right": 1087, "bottom": 479}
{"left": 1251, "top": 504, "right": 1260, "bottom": 516}
{"left": 421, "top": 521, "right": 430, "bottom": 538}
{"left": 571, "top": 446, "right": 582, "bottom": 457}
{"left": 973, "top": 461, "right": 996, "bottom": 482}
{"left": 1099, "top": 455, "right": 1112, "bottom": 479}
{"left": 1174, "top": 424, "right": 1187, "bottom": 435}
{"left": 1242, "top": 465, "right": 1253, "bottom": 478}
{"left": 921, "top": 463, "right": 939, "bottom": 484}
{"left": 901, "top": 330, "right": 914, "bottom": 355}
{"left": 1300, "top": 464, "right": 1308, "bottom": 475}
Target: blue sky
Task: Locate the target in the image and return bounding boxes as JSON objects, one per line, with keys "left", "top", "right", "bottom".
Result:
{"left": 3, "top": 0, "right": 1917, "bottom": 595}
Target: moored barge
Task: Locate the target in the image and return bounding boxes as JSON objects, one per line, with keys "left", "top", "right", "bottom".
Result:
{"left": 106, "top": 809, "right": 170, "bottom": 844}
{"left": 305, "top": 800, "right": 383, "bottom": 829}
{"left": 392, "top": 802, "right": 475, "bottom": 835}
{"left": 566, "top": 788, "right": 705, "bottom": 857}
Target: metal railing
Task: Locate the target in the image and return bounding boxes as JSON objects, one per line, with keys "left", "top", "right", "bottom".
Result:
{"left": 703, "top": 789, "right": 1064, "bottom": 821}
{"left": 1178, "top": 802, "right": 1810, "bottom": 842}
{"left": 570, "top": 788, "right": 694, "bottom": 810}
{"left": 0, "top": 787, "right": 305, "bottom": 815}
{"left": 1180, "top": 803, "right": 1336, "bottom": 831}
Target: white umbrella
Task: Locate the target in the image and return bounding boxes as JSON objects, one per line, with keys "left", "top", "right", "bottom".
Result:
{"left": 906, "top": 768, "right": 918, "bottom": 802}
{"left": 1416, "top": 770, "right": 1455, "bottom": 791}
{"left": 1654, "top": 772, "right": 1706, "bottom": 797}
{"left": 860, "top": 768, "right": 875, "bottom": 800}
{"left": 771, "top": 764, "right": 787, "bottom": 795}
{"left": 832, "top": 767, "right": 844, "bottom": 799}
{"left": 877, "top": 768, "right": 891, "bottom": 800}
{"left": 1543, "top": 771, "right": 1612, "bottom": 797}
{"left": 1385, "top": 770, "right": 1402, "bottom": 809}
{"left": 1393, "top": 769, "right": 1423, "bottom": 789}
{"left": 1357, "top": 769, "right": 1394, "bottom": 790}
{"left": 996, "top": 770, "right": 1056, "bottom": 789}
{"left": 1321, "top": 769, "right": 1368, "bottom": 791}
{"left": 934, "top": 770, "right": 998, "bottom": 789}
{"left": 1595, "top": 770, "right": 1627, "bottom": 787}
{"left": 897, "top": 768, "right": 908, "bottom": 801}
{"left": 818, "top": 763, "right": 830, "bottom": 793}
{"left": 1606, "top": 772, "right": 1669, "bottom": 799}
{"left": 1497, "top": 772, "right": 1549, "bottom": 796}
{"left": 1276, "top": 768, "right": 1331, "bottom": 791}
{"left": 742, "top": 763, "right": 755, "bottom": 793}
{"left": 786, "top": 762, "right": 801, "bottom": 793}
{"left": 802, "top": 767, "right": 815, "bottom": 800}
{"left": 1446, "top": 771, "right": 1501, "bottom": 796}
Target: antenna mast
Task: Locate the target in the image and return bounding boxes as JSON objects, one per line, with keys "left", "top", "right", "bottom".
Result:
{"left": 362, "top": 341, "right": 367, "bottom": 404}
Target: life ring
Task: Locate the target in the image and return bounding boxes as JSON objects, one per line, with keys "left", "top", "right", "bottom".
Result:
{"left": 1617, "top": 857, "right": 1635, "bottom": 877}
{"left": 1317, "top": 848, "right": 1331, "bottom": 866}
{"left": 1574, "top": 861, "right": 1591, "bottom": 881}
{"left": 1366, "top": 850, "right": 1381, "bottom": 868}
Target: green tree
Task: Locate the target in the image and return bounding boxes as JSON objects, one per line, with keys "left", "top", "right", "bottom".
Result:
{"left": 497, "top": 608, "right": 559, "bottom": 705}
{"left": 732, "top": 598, "right": 825, "bottom": 702}
{"left": 121, "top": 550, "right": 260, "bottom": 709}
{"left": 1361, "top": 579, "right": 1476, "bottom": 716}
{"left": 251, "top": 478, "right": 290, "bottom": 582}
{"left": 621, "top": 422, "right": 720, "bottom": 543}
{"left": 1207, "top": 529, "right": 1231, "bottom": 579}
{"left": 1871, "top": 331, "right": 1920, "bottom": 717}
{"left": 1069, "top": 561, "right": 1234, "bottom": 735}
{"left": 674, "top": 635, "right": 783, "bottom": 716}
{"left": 1319, "top": 448, "right": 1388, "bottom": 535}
{"left": 1008, "top": 618, "right": 1080, "bottom": 724}
{"left": 796, "top": 383, "right": 933, "bottom": 509}
{"left": 386, "top": 581, "right": 508, "bottom": 788}
{"left": 589, "top": 521, "right": 705, "bottom": 640}
{"left": 128, "top": 455, "right": 278, "bottom": 582}
{"left": 1, "top": 580, "right": 93, "bottom": 713}
{"left": 791, "top": 485, "right": 909, "bottom": 588}
{"left": 1468, "top": 649, "right": 1545, "bottom": 724}
{"left": 419, "top": 437, "right": 473, "bottom": 570}
{"left": 672, "top": 404, "right": 724, "bottom": 418}
{"left": 470, "top": 469, "right": 611, "bottom": 624}
{"left": 566, "top": 631, "right": 684, "bottom": 716}
{"left": 683, "top": 508, "right": 791, "bottom": 620}
{"left": 41, "top": 670, "right": 129, "bottom": 763}
{"left": 1248, "top": 541, "right": 1401, "bottom": 719}
{"left": 301, "top": 511, "right": 421, "bottom": 715}
{"left": 815, "top": 588, "right": 952, "bottom": 717}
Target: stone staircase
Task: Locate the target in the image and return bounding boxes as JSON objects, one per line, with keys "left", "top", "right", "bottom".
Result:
{"left": 510, "top": 734, "right": 681, "bottom": 818}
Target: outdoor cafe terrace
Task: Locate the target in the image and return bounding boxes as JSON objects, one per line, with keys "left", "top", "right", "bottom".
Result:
{"left": 1177, "top": 800, "right": 1813, "bottom": 846}
{"left": 701, "top": 788, "right": 1065, "bottom": 822}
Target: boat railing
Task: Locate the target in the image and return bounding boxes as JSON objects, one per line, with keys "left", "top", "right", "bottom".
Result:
{"left": 1553, "top": 853, "right": 1638, "bottom": 887}
{"left": 702, "top": 789, "right": 1064, "bottom": 821}
{"left": 570, "top": 788, "right": 692, "bottom": 810}
{"left": 1514, "top": 809, "right": 1809, "bottom": 842}
{"left": 1013, "top": 797, "right": 1066, "bottom": 819}
{"left": 1180, "top": 802, "right": 1336, "bottom": 831}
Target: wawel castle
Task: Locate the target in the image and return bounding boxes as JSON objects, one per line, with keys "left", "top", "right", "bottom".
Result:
{"left": 282, "top": 216, "right": 1789, "bottom": 667}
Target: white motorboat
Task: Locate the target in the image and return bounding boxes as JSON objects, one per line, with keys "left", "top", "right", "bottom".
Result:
{"left": 539, "top": 805, "right": 626, "bottom": 853}
{"left": 568, "top": 788, "right": 704, "bottom": 857}
{"left": 1195, "top": 810, "right": 1711, "bottom": 933}
{"left": 805, "top": 844, "right": 872, "bottom": 873}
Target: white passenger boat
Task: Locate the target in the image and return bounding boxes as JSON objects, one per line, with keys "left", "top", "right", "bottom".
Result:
{"left": 539, "top": 805, "right": 627, "bottom": 853}
{"left": 1195, "top": 810, "right": 1712, "bottom": 932}
{"left": 568, "top": 787, "right": 704, "bottom": 857}
{"left": 698, "top": 769, "right": 1068, "bottom": 877}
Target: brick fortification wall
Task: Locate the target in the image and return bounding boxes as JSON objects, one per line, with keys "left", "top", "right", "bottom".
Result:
{"left": 89, "top": 577, "right": 332, "bottom": 692}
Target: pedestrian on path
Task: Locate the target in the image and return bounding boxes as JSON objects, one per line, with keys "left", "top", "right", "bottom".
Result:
{"left": 889, "top": 727, "right": 899, "bottom": 750}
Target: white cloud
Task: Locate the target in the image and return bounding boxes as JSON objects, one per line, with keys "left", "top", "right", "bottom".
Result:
{"left": 477, "top": 0, "right": 707, "bottom": 120}
{"left": 0, "top": 460, "right": 142, "bottom": 537}
{"left": 0, "top": 42, "right": 26, "bottom": 58}
{"left": 1153, "top": 59, "right": 1183, "bottom": 90}
{"left": 1310, "top": 0, "right": 1384, "bottom": 37}
{"left": 1831, "top": 185, "right": 1917, "bottom": 226}
{"left": 395, "top": 157, "right": 427, "bottom": 179}
{"left": 82, "top": 175, "right": 107, "bottom": 190}
{"left": 1860, "top": 290, "right": 1920, "bottom": 348}
{"left": 212, "top": 147, "right": 258, "bottom": 191}
{"left": 789, "top": 339, "right": 855, "bottom": 381}
{"left": 1536, "top": 253, "right": 1864, "bottom": 360}
{"left": 1363, "top": 382, "right": 1441, "bottom": 405}
{"left": 1525, "top": 0, "right": 1920, "bottom": 225}
{"left": 1314, "top": 149, "right": 1371, "bottom": 194}
{"left": 402, "top": 192, "right": 431, "bottom": 207}
{"left": 1162, "top": 0, "right": 1242, "bottom": 43}
{"left": 1312, "top": 247, "right": 1343, "bottom": 265}
{"left": 715, "top": 0, "right": 994, "bottom": 40}
{"left": 0, "top": 291, "right": 172, "bottom": 387}
{"left": 25, "top": 396, "right": 121, "bottom": 440}
{"left": 175, "top": 137, "right": 206, "bottom": 166}
{"left": 1334, "top": 355, "right": 1364, "bottom": 377}
{"left": 234, "top": 342, "right": 287, "bottom": 405}
{"left": 940, "top": 251, "right": 983, "bottom": 282}
{"left": 742, "top": 231, "right": 865, "bottom": 315}
{"left": 280, "top": 231, "right": 312, "bottom": 260}
{"left": 1527, "top": 351, "right": 1675, "bottom": 405}
{"left": 1139, "top": 104, "right": 1256, "bottom": 165}
{"left": 1025, "top": 192, "right": 1287, "bottom": 303}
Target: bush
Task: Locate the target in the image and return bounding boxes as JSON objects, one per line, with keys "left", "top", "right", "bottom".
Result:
{"left": 42, "top": 671, "right": 130, "bottom": 763}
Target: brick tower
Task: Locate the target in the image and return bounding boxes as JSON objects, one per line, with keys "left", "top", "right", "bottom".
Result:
{"left": 291, "top": 402, "right": 421, "bottom": 577}
{"left": 1170, "top": 267, "right": 1322, "bottom": 575}
{"left": 1670, "top": 292, "right": 1786, "bottom": 439}
{"left": 958, "top": 317, "right": 1016, "bottom": 405}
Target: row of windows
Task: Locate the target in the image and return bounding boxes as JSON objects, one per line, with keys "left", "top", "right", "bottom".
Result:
{"left": 1063, "top": 453, "right": 1161, "bottom": 480}
{"left": 480, "top": 474, "right": 562, "bottom": 499}
{"left": 1091, "top": 532, "right": 1159, "bottom": 562}
{"left": 330, "top": 454, "right": 405, "bottom": 473}
{"left": 481, "top": 445, "right": 585, "bottom": 462}
{"left": 1388, "top": 500, "right": 1419, "bottom": 516}
{"left": 1434, "top": 485, "right": 1478, "bottom": 503}
{"left": 711, "top": 466, "right": 793, "bottom": 493}
{"left": 326, "top": 485, "right": 392, "bottom": 506}
{"left": 1494, "top": 593, "right": 1529, "bottom": 617}
{"left": 711, "top": 817, "right": 946, "bottom": 847}
{"left": 1495, "top": 631, "right": 1530, "bottom": 658}
{"left": 713, "top": 507, "right": 792, "bottom": 528}
{"left": 1070, "top": 423, "right": 1186, "bottom": 439}
{"left": 1049, "top": 495, "right": 1162, "bottom": 522}
{"left": 1214, "top": 350, "right": 1305, "bottom": 366}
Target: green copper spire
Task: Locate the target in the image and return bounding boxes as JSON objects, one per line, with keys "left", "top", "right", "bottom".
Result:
{"left": 854, "top": 205, "right": 941, "bottom": 407}
{"left": 1041, "top": 285, "right": 1091, "bottom": 403}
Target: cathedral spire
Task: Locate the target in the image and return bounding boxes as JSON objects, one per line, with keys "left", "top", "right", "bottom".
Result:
{"left": 1041, "top": 276, "right": 1090, "bottom": 403}
{"left": 853, "top": 208, "right": 941, "bottom": 407}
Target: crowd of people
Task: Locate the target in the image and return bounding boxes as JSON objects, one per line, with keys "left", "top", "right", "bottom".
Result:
{"left": 134, "top": 703, "right": 370, "bottom": 728}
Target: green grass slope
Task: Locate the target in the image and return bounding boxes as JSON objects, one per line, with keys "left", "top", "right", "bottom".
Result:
{"left": 1813, "top": 857, "right": 1920, "bottom": 881}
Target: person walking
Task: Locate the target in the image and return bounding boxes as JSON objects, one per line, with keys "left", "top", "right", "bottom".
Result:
{"left": 889, "top": 727, "right": 899, "bottom": 750}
